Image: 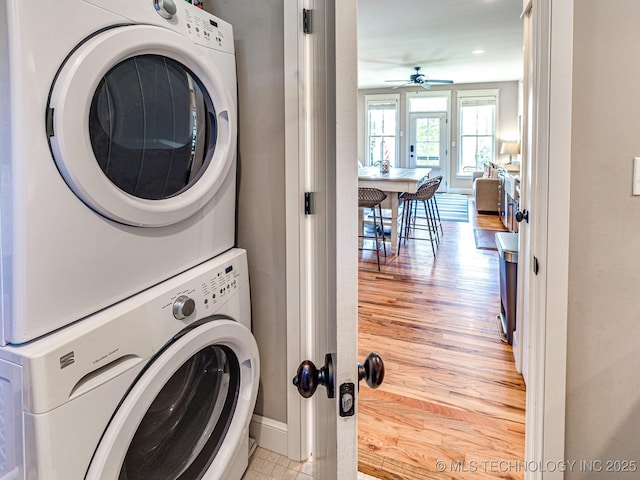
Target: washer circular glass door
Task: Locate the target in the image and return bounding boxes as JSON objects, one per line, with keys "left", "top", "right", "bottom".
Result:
{"left": 48, "top": 25, "right": 237, "bottom": 227}
{"left": 86, "top": 320, "right": 259, "bottom": 480}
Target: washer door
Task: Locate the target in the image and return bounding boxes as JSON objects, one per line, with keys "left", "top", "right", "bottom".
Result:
{"left": 86, "top": 320, "right": 259, "bottom": 480}
{"left": 48, "top": 25, "right": 237, "bottom": 227}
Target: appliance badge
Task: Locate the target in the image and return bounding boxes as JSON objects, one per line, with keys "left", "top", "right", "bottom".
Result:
{"left": 60, "top": 351, "right": 75, "bottom": 369}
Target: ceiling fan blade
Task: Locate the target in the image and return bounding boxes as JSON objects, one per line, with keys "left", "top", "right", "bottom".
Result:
{"left": 385, "top": 79, "right": 410, "bottom": 83}
{"left": 391, "top": 82, "right": 412, "bottom": 89}
{"left": 424, "top": 79, "right": 454, "bottom": 84}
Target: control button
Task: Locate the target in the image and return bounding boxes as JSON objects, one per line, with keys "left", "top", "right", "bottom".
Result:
{"left": 173, "top": 295, "right": 196, "bottom": 320}
{"left": 154, "top": 0, "right": 177, "bottom": 20}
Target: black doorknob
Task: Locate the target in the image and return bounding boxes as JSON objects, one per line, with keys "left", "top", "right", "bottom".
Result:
{"left": 358, "top": 352, "right": 385, "bottom": 389}
{"left": 292, "top": 353, "right": 335, "bottom": 398}
{"left": 515, "top": 209, "right": 529, "bottom": 223}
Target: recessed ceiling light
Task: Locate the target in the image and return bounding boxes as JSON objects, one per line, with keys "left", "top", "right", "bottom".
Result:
{"left": 472, "top": 49, "right": 485, "bottom": 55}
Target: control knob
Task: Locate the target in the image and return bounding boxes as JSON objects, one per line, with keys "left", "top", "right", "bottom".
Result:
{"left": 154, "top": 0, "right": 177, "bottom": 19}
{"left": 173, "top": 295, "right": 196, "bottom": 320}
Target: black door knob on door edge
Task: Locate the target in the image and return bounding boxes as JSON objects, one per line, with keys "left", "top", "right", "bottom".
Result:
{"left": 292, "top": 353, "right": 335, "bottom": 398}
{"left": 358, "top": 352, "right": 385, "bottom": 389}
{"left": 515, "top": 209, "right": 529, "bottom": 223}
{"left": 292, "top": 352, "right": 384, "bottom": 399}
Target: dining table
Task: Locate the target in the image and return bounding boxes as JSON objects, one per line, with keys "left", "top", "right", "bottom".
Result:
{"left": 358, "top": 166, "right": 431, "bottom": 253}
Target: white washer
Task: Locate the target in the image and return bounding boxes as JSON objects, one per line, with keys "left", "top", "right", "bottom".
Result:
{"left": 0, "top": 0, "right": 238, "bottom": 345}
{"left": 0, "top": 248, "right": 259, "bottom": 480}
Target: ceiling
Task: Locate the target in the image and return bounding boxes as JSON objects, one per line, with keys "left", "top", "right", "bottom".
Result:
{"left": 358, "top": 0, "right": 524, "bottom": 89}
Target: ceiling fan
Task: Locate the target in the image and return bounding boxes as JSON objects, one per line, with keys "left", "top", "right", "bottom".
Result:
{"left": 386, "top": 66, "right": 454, "bottom": 89}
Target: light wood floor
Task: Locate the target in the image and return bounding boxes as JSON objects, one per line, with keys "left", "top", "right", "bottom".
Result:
{"left": 357, "top": 198, "right": 526, "bottom": 480}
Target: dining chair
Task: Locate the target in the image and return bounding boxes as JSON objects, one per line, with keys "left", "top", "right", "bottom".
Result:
{"left": 397, "top": 177, "right": 441, "bottom": 257}
{"left": 358, "top": 187, "right": 387, "bottom": 270}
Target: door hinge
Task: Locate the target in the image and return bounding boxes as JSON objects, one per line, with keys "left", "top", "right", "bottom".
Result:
{"left": 533, "top": 256, "right": 539, "bottom": 275}
{"left": 304, "top": 192, "right": 315, "bottom": 215}
{"left": 303, "top": 9, "right": 312, "bottom": 34}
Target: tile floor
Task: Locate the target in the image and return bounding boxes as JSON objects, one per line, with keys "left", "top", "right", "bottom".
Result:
{"left": 241, "top": 447, "right": 378, "bottom": 480}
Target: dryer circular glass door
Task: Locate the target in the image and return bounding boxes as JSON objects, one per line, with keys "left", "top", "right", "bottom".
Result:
{"left": 86, "top": 320, "right": 259, "bottom": 480}
{"left": 48, "top": 25, "right": 237, "bottom": 227}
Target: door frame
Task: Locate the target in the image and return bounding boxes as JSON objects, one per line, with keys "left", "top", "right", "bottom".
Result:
{"left": 522, "top": 0, "right": 572, "bottom": 477}
{"left": 283, "top": 0, "right": 310, "bottom": 462}
{"left": 284, "top": 0, "right": 572, "bottom": 477}
{"left": 283, "top": 1, "right": 359, "bottom": 475}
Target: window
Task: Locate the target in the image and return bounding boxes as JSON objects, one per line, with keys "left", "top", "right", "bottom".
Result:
{"left": 457, "top": 90, "right": 498, "bottom": 175}
{"left": 365, "top": 95, "right": 398, "bottom": 167}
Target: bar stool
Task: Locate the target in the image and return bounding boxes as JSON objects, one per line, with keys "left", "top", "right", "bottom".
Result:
{"left": 405, "top": 175, "right": 443, "bottom": 244}
{"left": 397, "top": 177, "right": 440, "bottom": 257}
{"left": 429, "top": 176, "right": 444, "bottom": 237}
{"left": 358, "top": 187, "right": 387, "bottom": 270}
{"left": 404, "top": 175, "right": 442, "bottom": 242}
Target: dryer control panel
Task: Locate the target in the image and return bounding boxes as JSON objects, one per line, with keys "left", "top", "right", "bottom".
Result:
{"left": 182, "top": 6, "right": 233, "bottom": 52}
{"left": 84, "top": 0, "right": 235, "bottom": 54}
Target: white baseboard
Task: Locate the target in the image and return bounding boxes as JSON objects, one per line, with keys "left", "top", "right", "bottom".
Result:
{"left": 249, "top": 414, "right": 288, "bottom": 457}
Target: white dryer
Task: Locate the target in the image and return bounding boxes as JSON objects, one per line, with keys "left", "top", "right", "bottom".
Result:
{"left": 0, "top": 248, "right": 259, "bottom": 480}
{"left": 0, "top": 0, "right": 238, "bottom": 345}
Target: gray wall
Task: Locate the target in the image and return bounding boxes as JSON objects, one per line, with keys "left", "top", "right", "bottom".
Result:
{"left": 357, "top": 81, "right": 520, "bottom": 191}
{"left": 203, "top": 0, "right": 288, "bottom": 424}
{"left": 566, "top": 1, "right": 640, "bottom": 476}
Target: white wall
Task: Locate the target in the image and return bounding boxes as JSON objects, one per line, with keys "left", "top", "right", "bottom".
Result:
{"left": 203, "top": 0, "right": 288, "bottom": 427}
{"left": 566, "top": 1, "right": 640, "bottom": 476}
{"left": 357, "top": 81, "right": 520, "bottom": 191}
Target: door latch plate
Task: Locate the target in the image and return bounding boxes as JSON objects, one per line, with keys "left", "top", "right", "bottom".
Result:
{"left": 339, "top": 382, "right": 355, "bottom": 417}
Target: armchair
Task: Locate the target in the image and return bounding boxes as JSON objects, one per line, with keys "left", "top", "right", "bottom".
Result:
{"left": 472, "top": 170, "right": 500, "bottom": 214}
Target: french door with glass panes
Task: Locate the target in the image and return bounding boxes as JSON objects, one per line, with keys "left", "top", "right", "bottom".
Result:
{"left": 408, "top": 112, "right": 447, "bottom": 190}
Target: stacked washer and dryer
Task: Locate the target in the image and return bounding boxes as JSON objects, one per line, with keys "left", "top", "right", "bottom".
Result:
{"left": 0, "top": 1, "right": 259, "bottom": 479}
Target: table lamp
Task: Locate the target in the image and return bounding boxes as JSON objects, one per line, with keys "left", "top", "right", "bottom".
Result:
{"left": 500, "top": 141, "right": 520, "bottom": 164}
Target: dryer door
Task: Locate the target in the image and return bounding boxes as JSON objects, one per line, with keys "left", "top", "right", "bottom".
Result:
{"left": 48, "top": 25, "right": 237, "bottom": 227}
{"left": 86, "top": 320, "right": 259, "bottom": 480}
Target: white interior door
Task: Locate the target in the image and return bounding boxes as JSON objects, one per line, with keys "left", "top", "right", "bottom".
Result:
{"left": 310, "top": 2, "right": 359, "bottom": 477}
{"left": 285, "top": 0, "right": 360, "bottom": 478}
{"left": 408, "top": 112, "right": 447, "bottom": 189}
